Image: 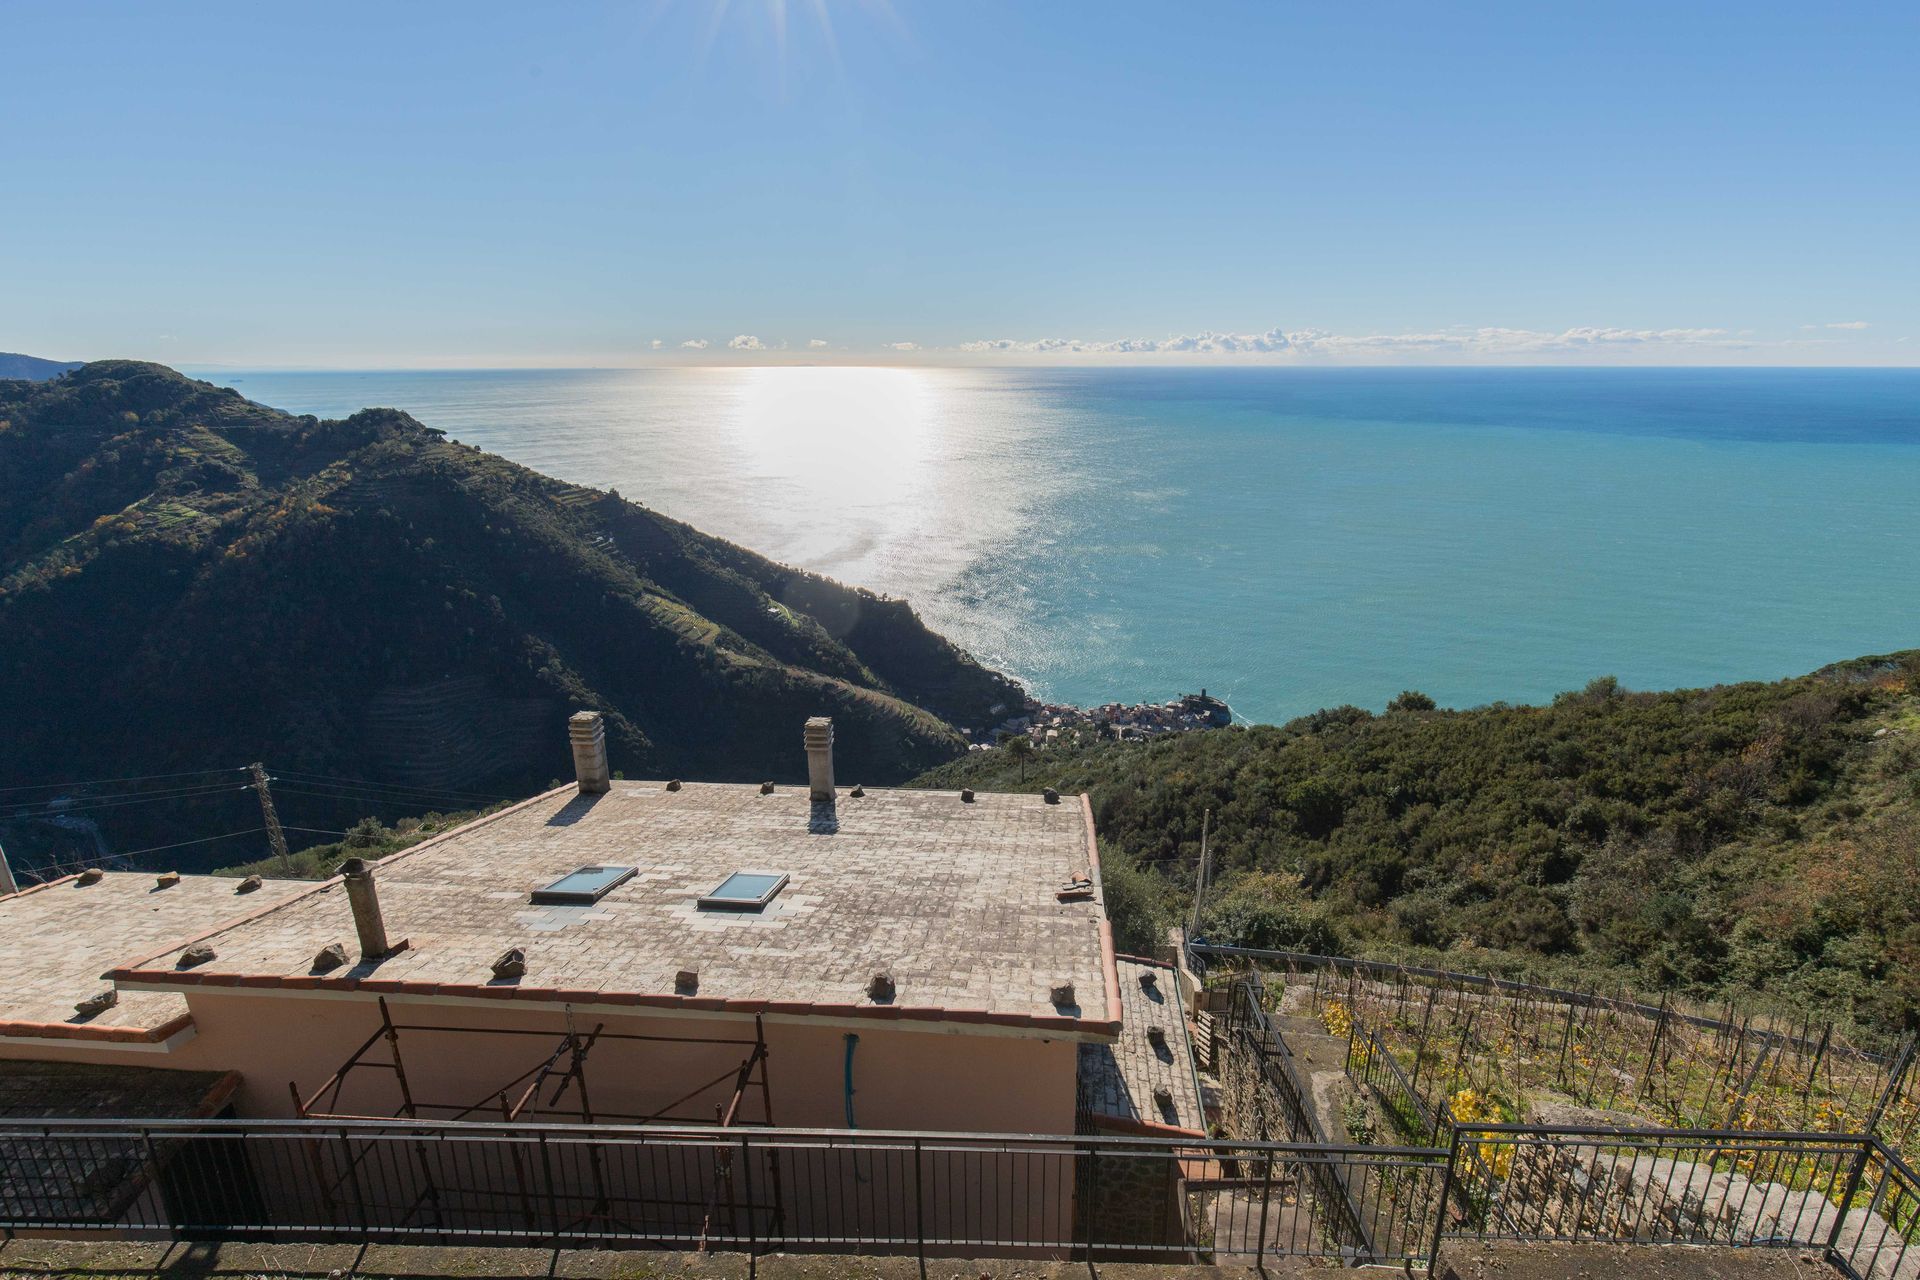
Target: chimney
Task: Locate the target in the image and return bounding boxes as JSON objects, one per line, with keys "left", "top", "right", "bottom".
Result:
{"left": 569, "top": 710, "right": 611, "bottom": 794}
{"left": 338, "top": 858, "right": 397, "bottom": 961}
{"left": 804, "top": 716, "right": 835, "bottom": 802}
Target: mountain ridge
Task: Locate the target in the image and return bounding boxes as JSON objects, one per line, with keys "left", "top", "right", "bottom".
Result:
{"left": 0, "top": 360, "right": 1019, "bottom": 868}
{"left": 0, "top": 352, "right": 82, "bottom": 381}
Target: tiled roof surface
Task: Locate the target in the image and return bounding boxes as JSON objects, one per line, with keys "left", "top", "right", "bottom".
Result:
{"left": 0, "top": 871, "right": 301, "bottom": 1043}
{"left": 1078, "top": 957, "right": 1205, "bottom": 1133}
{"left": 113, "top": 783, "right": 1121, "bottom": 1038}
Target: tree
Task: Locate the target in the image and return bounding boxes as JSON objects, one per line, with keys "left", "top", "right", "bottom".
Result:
{"left": 1003, "top": 733, "right": 1035, "bottom": 782}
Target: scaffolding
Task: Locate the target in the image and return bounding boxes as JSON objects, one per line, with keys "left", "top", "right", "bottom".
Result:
{"left": 288, "top": 997, "right": 782, "bottom": 1245}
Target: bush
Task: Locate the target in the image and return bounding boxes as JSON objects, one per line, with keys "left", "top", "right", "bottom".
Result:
{"left": 1201, "top": 872, "right": 1346, "bottom": 955}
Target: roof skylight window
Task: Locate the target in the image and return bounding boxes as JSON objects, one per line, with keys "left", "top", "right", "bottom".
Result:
{"left": 531, "top": 865, "right": 635, "bottom": 906}
{"left": 699, "top": 871, "right": 789, "bottom": 912}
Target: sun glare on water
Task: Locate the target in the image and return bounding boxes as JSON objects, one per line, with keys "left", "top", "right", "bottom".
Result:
{"left": 722, "top": 366, "right": 940, "bottom": 569}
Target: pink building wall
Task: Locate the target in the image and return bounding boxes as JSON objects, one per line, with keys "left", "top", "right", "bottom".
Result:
{"left": 169, "top": 989, "right": 1083, "bottom": 1136}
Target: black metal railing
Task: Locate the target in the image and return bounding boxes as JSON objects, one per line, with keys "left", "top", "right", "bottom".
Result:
{"left": 0, "top": 1118, "right": 1444, "bottom": 1265}
{"left": 10, "top": 1115, "right": 1920, "bottom": 1275}
{"left": 1438, "top": 1125, "right": 1920, "bottom": 1280}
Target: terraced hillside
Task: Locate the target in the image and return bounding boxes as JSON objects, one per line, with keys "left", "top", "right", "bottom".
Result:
{"left": 0, "top": 361, "right": 1018, "bottom": 868}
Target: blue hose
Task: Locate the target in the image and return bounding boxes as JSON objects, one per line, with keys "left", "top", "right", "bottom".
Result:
{"left": 842, "top": 1032, "right": 859, "bottom": 1129}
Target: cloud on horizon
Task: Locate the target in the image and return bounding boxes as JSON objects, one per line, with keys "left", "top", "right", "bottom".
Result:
{"left": 956, "top": 325, "right": 1747, "bottom": 359}
{"left": 728, "top": 334, "right": 766, "bottom": 350}
{"left": 807, "top": 338, "right": 829, "bottom": 348}
{"left": 681, "top": 338, "right": 709, "bottom": 350}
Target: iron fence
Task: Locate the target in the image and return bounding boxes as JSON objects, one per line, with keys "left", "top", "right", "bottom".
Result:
{"left": 0, "top": 1117, "right": 1445, "bottom": 1265}
{"left": 9, "top": 1116, "right": 1920, "bottom": 1274}
{"left": 1439, "top": 1125, "right": 1920, "bottom": 1280}
{"left": 1193, "top": 942, "right": 1918, "bottom": 1154}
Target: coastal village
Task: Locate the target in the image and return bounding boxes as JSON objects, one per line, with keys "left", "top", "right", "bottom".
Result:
{"left": 970, "top": 688, "right": 1234, "bottom": 750}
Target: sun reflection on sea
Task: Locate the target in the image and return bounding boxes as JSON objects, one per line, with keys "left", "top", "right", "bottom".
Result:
{"left": 721, "top": 366, "right": 941, "bottom": 578}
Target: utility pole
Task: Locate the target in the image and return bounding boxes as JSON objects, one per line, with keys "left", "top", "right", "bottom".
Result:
{"left": 1187, "top": 808, "right": 1212, "bottom": 940}
{"left": 0, "top": 839, "right": 16, "bottom": 897}
{"left": 249, "top": 762, "right": 293, "bottom": 874}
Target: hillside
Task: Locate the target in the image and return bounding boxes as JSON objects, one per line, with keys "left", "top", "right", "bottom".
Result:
{"left": 0, "top": 353, "right": 81, "bottom": 381}
{"left": 915, "top": 655, "right": 1920, "bottom": 1027}
{"left": 0, "top": 361, "right": 1018, "bottom": 869}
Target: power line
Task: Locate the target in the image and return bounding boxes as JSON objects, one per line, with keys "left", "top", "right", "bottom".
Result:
{"left": 280, "top": 826, "right": 348, "bottom": 837}
{"left": 0, "top": 783, "right": 253, "bottom": 821}
{"left": 268, "top": 785, "right": 493, "bottom": 810}
{"left": 269, "top": 778, "right": 492, "bottom": 802}
{"left": 111, "top": 827, "right": 269, "bottom": 859}
{"left": 268, "top": 770, "right": 511, "bottom": 803}
{"left": 0, "top": 766, "right": 247, "bottom": 796}
{"left": 19, "top": 828, "right": 268, "bottom": 883}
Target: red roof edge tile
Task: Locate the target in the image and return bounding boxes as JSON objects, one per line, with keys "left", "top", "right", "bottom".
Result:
{"left": 0, "top": 1009, "right": 194, "bottom": 1044}
{"left": 108, "top": 966, "right": 1123, "bottom": 1038}
{"left": 0, "top": 872, "right": 81, "bottom": 903}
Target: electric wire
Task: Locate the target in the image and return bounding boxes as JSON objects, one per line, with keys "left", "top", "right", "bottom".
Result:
{"left": 0, "top": 766, "right": 247, "bottom": 795}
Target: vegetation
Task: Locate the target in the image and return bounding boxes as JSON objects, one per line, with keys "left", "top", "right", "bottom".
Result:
{"left": 219, "top": 810, "right": 494, "bottom": 880}
{"left": 916, "top": 653, "right": 1920, "bottom": 1027}
{"left": 0, "top": 361, "right": 1018, "bottom": 870}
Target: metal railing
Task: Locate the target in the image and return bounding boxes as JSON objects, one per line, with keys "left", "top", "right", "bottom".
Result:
{"left": 1219, "top": 980, "right": 1393, "bottom": 1258}
{"left": 8, "top": 1115, "right": 1920, "bottom": 1274}
{"left": 0, "top": 1117, "right": 1444, "bottom": 1265}
{"left": 1437, "top": 1125, "right": 1920, "bottom": 1280}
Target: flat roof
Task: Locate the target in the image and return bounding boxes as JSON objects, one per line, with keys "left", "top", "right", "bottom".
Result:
{"left": 0, "top": 871, "right": 302, "bottom": 1045}
{"left": 1078, "top": 956, "right": 1206, "bottom": 1135}
{"left": 112, "top": 782, "right": 1123, "bottom": 1040}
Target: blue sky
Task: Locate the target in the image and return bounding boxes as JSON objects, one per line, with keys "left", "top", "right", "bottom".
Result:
{"left": 3, "top": 1, "right": 1916, "bottom": 367}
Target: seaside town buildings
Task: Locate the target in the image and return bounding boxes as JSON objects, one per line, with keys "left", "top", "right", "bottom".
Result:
{"left": 973, "top": 690, "right": 1233, "bottom": 750}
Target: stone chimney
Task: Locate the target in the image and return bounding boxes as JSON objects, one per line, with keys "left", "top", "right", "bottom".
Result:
{"left": 338, "top": 857, "right": 397, "bottom": 961}
{"left": 805, "top": 716, "right": 835, "bottom": 802}
{"left": 569, "top": 710, "right": 611, "bottom": 795}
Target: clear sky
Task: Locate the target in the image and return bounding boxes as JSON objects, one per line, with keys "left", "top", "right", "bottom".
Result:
{"left": 3, "top": 1, "right": 1916, "bottom": 367}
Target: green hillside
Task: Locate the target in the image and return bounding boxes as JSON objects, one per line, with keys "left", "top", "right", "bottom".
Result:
{"left": 915, "top": 656, "right": 1920, "bottom": 1027}
{"left": 0, "top": 361, "right": 1018, "bottom": 868}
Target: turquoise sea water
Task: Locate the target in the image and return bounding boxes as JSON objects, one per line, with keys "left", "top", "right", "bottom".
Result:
{"left": 208, "top": 366, "right": 1920, "bottom": 724}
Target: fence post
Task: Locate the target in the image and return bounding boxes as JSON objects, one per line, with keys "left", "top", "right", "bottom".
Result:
{"left": 1825, "top": 1138, "right": 1874, "bottom": 1263}
{"left": 912, "top": 1136, "right": 926, "bottom": 1271}
{"left": 537, "top": 1132, "right": 560, "bottom": 1244}
{"left": 739, "top": 1136, "right": 758, "bottom": 1280}
{"left": 1255, "top": 1151, "right": 1273, "bottom": 1269}
{"left": 1427, "top": 1126, "right": 1462, "bottom": 1280}
{"left": 137, "top": 1128, "right": 163, "bottom": 1235}
{"left": 1082, "top": 1137, "right": 1100, "bottom": 1258}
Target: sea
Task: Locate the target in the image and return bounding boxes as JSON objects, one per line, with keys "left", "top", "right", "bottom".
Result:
{"left": 202, "top": 366, "right": 1920, "bottom": 725}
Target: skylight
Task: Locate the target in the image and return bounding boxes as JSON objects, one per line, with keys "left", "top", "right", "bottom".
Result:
{"left": 698, "top": 871, "right": 788, "bottom": 912}
{"left": 531, "top": 865, "right": 635, "bottom": 906}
